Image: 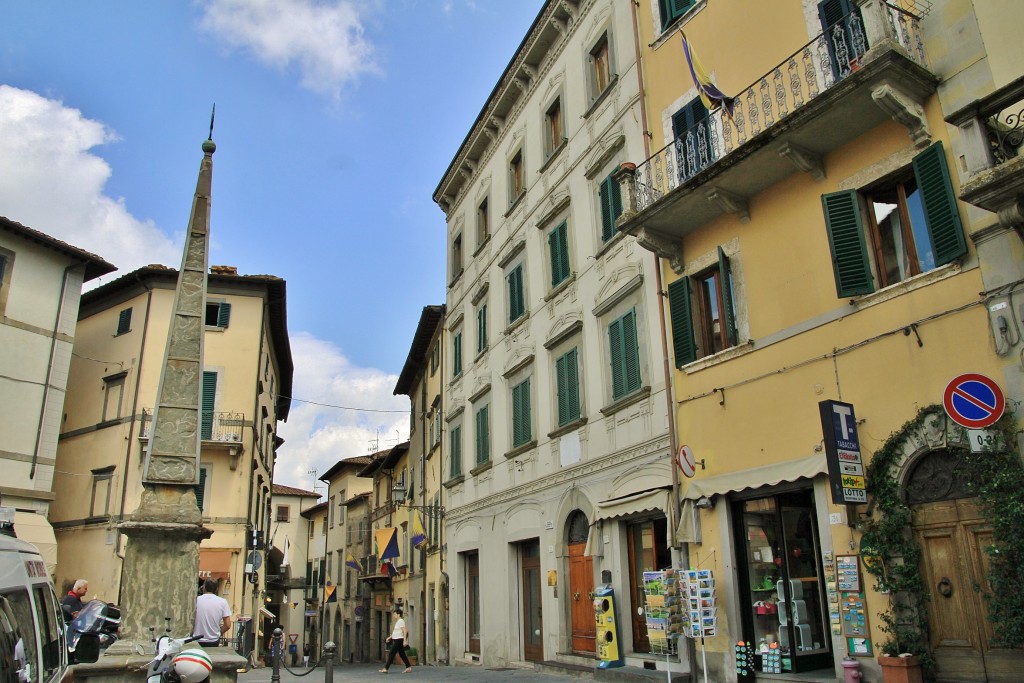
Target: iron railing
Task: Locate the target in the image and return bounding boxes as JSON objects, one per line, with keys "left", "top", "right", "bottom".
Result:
{"left": 139, "top": 408, "right": 245, "bottom": 442}
{"left": 635, "top": 5, "right": 928, "bottom": 211}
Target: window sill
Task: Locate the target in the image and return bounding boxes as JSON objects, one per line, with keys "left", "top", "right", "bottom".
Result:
{"left": 474, "top": 347, "right": 489, "bottom": 365}
{"left": 583, "top": 76, "right": 620, "bottom": 120}
{"left": 204, "top": 326, "right": 226, "bottom": 333}
{"left": 538, "top": 140, "right": 568, "bottom": 174}
{"left": 443, "top": 474, "right": 465, "bottom": 490}
{"left": 503, "top": 311, "right": 530, "bottom": 337}
{"left": 469, "top": 461, "right": 492, "bottom": 477}
{"left": 544, "top": 274, "right": 576, "bottom": 302}
{"left": 681, "top": 340, "right": 755, "bottom": 375}
{"left": 852, "top": 262, "right": 962, "bottom": 310}
{"left": 504, "top": 192, "right": 526, "bottom": 218}
{"left": 449, "top": 269, "right": 464, "bottom": 289}
{"left": 600, "top": 386, "right": 651, "bottom": 417}
{"left": 504, "top": 440, "right": 537, "bottom": 459}
{"left": 548, "top": 417, "right": 588, "bottom": 439}
{"left": 595, "top": 229, "right": 627, "bottom": 259}
{"left": 473, "top": 235, "right": 491, "bottom": 258}
{"left": 651, "top": 1, "right": 707, "bottom": 50}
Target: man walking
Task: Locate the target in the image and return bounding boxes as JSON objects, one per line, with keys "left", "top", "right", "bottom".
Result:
{"left": 193, "top": 578, "right": 232, "bottom": 647}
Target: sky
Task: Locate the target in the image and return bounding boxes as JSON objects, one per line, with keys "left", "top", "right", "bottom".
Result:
{"left": 0, "top": 0, "right": 544, "bottom": 493}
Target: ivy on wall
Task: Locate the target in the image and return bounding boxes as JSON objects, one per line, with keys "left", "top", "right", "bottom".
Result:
{"left": 859, "top": 405, "right": 1024, "bottom": 661}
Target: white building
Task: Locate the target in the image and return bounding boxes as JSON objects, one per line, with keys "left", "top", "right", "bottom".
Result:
{"left": 0, "top": 216, "right": 114, "bottom": 574}
{"left": 432, "top": 0, "right": 678, "bottom": 673}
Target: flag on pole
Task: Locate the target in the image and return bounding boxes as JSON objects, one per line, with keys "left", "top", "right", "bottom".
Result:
{"left": 374, "top": 527, "right": 401, "bottom": 561}
{"left": 281, "top": 537, "right": 290, "bottom": 568}
{"left": 324, "top": 582, "right": 337, "bottom": 603}
{"left": 345, "top": 552, "right": 360, "bottom": 573}
{"left": 411, "top": 512, "right": 428, "bottom": 550}
{"left": 681, "top": 31, "right": 733, "bottom": 115}
{"left": 380, "top": 560, "right": 399, "bottom": 577}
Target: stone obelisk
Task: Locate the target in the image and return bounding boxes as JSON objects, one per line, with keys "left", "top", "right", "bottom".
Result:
{"left": 117, "top": 128, "right": 217, "bottom": 646}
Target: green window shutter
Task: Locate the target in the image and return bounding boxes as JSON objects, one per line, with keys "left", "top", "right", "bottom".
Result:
{"left": 557, "top": 348, "right": 580, "bottom": 426}
{"left": 216, "top": 302, "right": 231, "bottom": 328}
{"left": 512, "top": 378, "right": 531, "bottom": 447}
{"left": 822, "top": 190, "right": 874, "bottom": 297}
{"left": 453, "top": 333, "right": 462, "bottom": 376}
{"left": 609, "top": 310, "right": 641, "bottom": 400}
{"left": 508, "top": 265, "right": 525, "bottom": 322}
{"left": 201, "top": 371, "right": 217, "bottom": 440}
{"left": 717, "top": 247, "right": 738, "bottom": 347}
{"left": 195, "top": 467, "right": 207, "bottom": 511}
{"left": 913, "top": 142, "right": 967, "bottom": 266}
{"left": 549, "top": 222, "right": 570, "bottom": 287}
{"left": 450, "top": 425, "right": 462, "bottom": 477}
{"left": 667, "top": 277, "right": 698, "bottom": 367}
{"left": 600, "top": 174, "right": 622, "bottom": 243}
{"left": 477, "top": 305, "right": 487, "bottom": 353}
{"left": 117, "top": 308, "right": 132, "bottom": 335}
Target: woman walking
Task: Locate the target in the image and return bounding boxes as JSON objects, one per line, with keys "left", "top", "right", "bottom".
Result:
{"left": 379, "top": 607, "right": 412, "bottom": 673}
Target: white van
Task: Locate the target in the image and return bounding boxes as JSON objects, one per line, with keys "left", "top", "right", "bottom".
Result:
{"left": 0, "top": 533, "right": 67, "bottom": 683}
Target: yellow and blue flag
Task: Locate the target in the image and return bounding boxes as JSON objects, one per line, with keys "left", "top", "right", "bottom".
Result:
{"left": 411, "top": 512, "right": 428, "bottom": 550}
{"left": 681, "top": 31, "right": 733, "bottom": 115}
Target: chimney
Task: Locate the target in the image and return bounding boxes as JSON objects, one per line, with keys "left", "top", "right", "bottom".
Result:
{"left": 210, "top": 265, "right": 238, "bottom": 275}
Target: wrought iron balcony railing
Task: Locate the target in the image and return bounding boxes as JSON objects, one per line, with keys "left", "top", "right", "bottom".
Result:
{"left": 634, "top": 4, "right": 928, "bottom": 212}
{"left": 139, "top": 408, "right": 245, "bottom": 443}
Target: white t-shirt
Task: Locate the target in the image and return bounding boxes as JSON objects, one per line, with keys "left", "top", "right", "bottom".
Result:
{"left": 391, "top": 617, "right": 406, "bottom": 641}
{"left": 194, "top": 593, "right": 231, "bottom": 641}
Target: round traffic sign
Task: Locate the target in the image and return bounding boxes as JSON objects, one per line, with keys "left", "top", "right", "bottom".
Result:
{"left": 676, "top": 445, "right": 696, "bottom": 478}
{"left": 943, "top": 373, "right": 1004, "bottom": 429}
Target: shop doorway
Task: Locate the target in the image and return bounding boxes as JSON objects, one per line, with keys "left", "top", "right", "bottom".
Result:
{"left": 626, "top": 517, "right": 670, "bottom": 653}
{"left": 566, "top": 511, "right": 595, "bottom": 654}
{"left": 734, "top": 487, "right": 832, "bottom": 673}
{"left": 465, "top": 552, "right": 480, "bottom": 654}
{"left": 520, "top": 540, "right": 544, "bottom": 661}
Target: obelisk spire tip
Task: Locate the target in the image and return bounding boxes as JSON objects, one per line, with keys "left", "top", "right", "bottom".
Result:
{"left": 202, "top": 104, "right": 216, "bottom": 154}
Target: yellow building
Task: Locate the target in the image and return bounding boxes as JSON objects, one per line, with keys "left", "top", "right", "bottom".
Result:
{"left": 52, "top": 264, "right": 292, "bottom": 652}
{"left": 617, "top": 0, "right": 1024, "bottom": 681}
{"left": 393, "top": 305, "right": 447, "bottom": 665}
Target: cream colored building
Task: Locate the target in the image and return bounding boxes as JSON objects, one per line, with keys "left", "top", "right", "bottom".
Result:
{"left": 432, "top": 0, "right": 674, "bottom": 672}
{"left": 0, "top": 216, "right": 114, "bottom": 575}
{"left": 393, "top": 305, "right": 447, "bottom": 665}
{"left": 52, "top": 264, "right": 292, "bottom": 648}
{"left": 266, "top": 483, "right": 320, "bottom": 662}
{"left": 616, "top": 0, "right": 1024, "bottom": 681}
{"left": 301, "top": 499, "right": 328, "bottom": 657}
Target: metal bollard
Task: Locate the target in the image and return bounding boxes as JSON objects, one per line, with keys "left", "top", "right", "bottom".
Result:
{"left": 323, "top": 641, "right": 336, "bottom": 683}
{"left": 271, "top": 628, "right": 284, "bottom": 683}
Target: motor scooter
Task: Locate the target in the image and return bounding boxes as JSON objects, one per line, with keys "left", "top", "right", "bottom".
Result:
{"left": 66, "top": 600, "right": 121, "bottom": 663}
{"left": 146, "top": 631, "right": 211, "bottom": 683}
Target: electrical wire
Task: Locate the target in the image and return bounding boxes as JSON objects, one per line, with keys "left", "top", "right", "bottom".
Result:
{"left": 279, "top": 396, "right": 407, "bottom": 413}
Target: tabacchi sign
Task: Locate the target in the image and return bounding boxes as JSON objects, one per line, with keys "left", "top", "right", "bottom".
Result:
{"left": 818, "top": 400, "right": 867, "bottom": 504}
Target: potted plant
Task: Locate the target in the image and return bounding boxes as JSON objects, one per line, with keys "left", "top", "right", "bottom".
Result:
{"left": 404, "top": 646, "right": 418, "bottom": 665}
{"left": 878, "top": 652, "right": 923, "bottom": 683}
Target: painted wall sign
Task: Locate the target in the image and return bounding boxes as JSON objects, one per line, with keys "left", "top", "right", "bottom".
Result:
{"left": 943, "top": 373, "right": 1004, "bottom": 429}
{"left": 818, "top": 400, "right": 867, "bottom": 504}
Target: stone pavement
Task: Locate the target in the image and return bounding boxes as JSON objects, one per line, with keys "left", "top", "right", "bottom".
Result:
{"left": 237, "top": 662, "right": 583, "bottom": 683}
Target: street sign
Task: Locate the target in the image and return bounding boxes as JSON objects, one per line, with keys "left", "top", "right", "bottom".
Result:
{"left": 819, "top": 400, "right": 867, "bottom": 504}
{"left": 943, "top": 373, "right": 1004, "bottom": 429}
{"left": 676, "top": 445, "right": 696, "bottom": 478}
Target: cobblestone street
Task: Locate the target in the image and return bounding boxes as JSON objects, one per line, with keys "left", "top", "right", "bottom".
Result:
{"left": 238, "top": 662, "right": 583, "bottom": 683}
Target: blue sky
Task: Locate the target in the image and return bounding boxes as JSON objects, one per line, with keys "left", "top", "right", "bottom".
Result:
{"left": 0, "top": 0, "right": 543, "bottom": 490}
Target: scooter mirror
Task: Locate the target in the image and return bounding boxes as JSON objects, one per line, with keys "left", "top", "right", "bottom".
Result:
{"left": 73, "top": 634, "right": 102, "bottom": 663}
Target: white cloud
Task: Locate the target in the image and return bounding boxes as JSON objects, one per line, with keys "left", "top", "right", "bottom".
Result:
{"left": 0, "top": 85, "right": 180, "bottom": 278}
{"left": 199, "top": 0, "right": 378, "bottom": 100}
{"left": 274, "top": 332, "right": 409, "bottom": 491}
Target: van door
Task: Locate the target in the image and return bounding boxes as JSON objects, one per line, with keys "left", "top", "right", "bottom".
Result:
{"left": 30, "top": 584, "right": 65, "bottom": 683}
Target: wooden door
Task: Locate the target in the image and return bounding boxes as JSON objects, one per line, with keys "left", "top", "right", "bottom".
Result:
{"left": 568, "top": 542, "right": 595, "bottom": 653}
{"left": 521, "top": 541, "right": 544, "bottom": 662}
{"left": 913, "top": 498, "right": 1024, "bottom": 682}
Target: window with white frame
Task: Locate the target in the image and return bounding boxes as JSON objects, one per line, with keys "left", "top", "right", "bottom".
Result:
{"left": 477, "top": 197, "right": 490, "bottom": 248}
{"left": 667, "top": 246, "right": 742, "bottom": 366}
{"left": 544, "top": 97, "right": 564, "bottom": 159}
{"left": 90, "top": 467, "right": 114, "bottom": 517}
{"left": 102, "top": 372, "right": 127, "bottom": 422}
{"left": 588, "top": 32, "right": 613, "bottom": 102}
{"left": 509, "top": 149, "right": 525, "bottom": 204}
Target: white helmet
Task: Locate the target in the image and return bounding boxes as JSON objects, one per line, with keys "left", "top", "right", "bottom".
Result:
{"left": 172, "top": 648, "right": 213, "bottom": 683}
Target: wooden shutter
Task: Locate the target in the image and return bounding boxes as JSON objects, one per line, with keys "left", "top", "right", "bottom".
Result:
{"left": 195, "top": 468, "right": 207, "bottom": 511}
{"left": 508, "top": 266, "right": 525, "bottom": 323}
{"left": 817, "top": 0, "right": 866, "bottom": 80}
{"left": 201, "top": 371, "right": 217, "bottom": 440}
{"left": 512, "top": 379, "right": 531, "bottom": 447}
{"left": 477, "top": 305, "right": 487, "bottom": 353}
{"left": 557, "top": 348, "right": 580, "bottom": 426}
{"left": 453, "top": 333, "right": 462, "bottom": 376}
{"left": 609, "top": 310, "right": 641, "bottom": 399}
{"left": 718, "top": 247, "right": 738, "bottom": 347}
{"left": 117, "top": 308, "right": 132, "bottom": 335}
{"left": 822, "top": 190, "right": 874, "bottom": 297}
{"left": 450, "top": 425, "right": 461, "bottom": 477}
{"left": 600, "top": 174, "right": 622, "bottom": 242}
{"left": 913, "top": 142, "right": 967, "bottom": 266}
{"left": 217, "top": 302, "right": 231, "bottom": 328}
{"left": 667, "top": 277, "right": 698, "bottom": 367}
{"left": 476, "top": 405, "right": 489, "bottom": 464}
{"left": 549, "top": 222, "right": 570, "bottom": 286}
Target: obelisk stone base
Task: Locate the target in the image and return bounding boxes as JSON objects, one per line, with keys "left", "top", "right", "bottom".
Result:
{"left": 71, "top": 649, "right": 245, "bottom": 683}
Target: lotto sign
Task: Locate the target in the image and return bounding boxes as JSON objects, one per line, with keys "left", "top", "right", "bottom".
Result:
{"left": 819, "top": 400, "right": 867, "bottom": 504}
{"left": 943, "top": 373, "right": 1004, "bottom": 429}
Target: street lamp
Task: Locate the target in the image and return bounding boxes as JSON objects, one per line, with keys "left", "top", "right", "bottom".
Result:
{"left": 391, "top": 482, "right": 445, "bottom": 519}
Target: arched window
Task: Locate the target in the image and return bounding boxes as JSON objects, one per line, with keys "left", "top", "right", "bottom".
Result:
{"left": 904, "top": 449, "right": 975, "bottom": 505}
{"left": 567, "top": 510, "right": 589, "bottom": 545}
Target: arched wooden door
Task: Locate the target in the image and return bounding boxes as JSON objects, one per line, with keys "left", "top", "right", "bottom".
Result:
{"left": 567, "top": 512, "right": 595, "bottom": 653}
{"left": 908, "top": 450, "right": 1022, "bottom": 682}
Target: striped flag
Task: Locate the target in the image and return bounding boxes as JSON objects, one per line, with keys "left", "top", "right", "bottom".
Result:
{"left": 681, "top": 31, "right": 733, "bottom": 115}
{"left": 345, "top": 552, "right": 360, "bottom": 573}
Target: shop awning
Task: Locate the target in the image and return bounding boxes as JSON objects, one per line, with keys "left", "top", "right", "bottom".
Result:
{"left": 14, "top": 512, "right": 57, "bottom": 576}
{"left": 676, "top": 454, "right": 828, "bottom": 543}
{"left": 585, "top": 487, "right": 672, "bottom": 556}
{"left": 199, "top": 550, "right": 233, "bottom": 580}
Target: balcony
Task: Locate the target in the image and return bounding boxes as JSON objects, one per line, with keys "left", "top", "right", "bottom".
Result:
{"left": 947, "top": 76, "right": 1024, "bottom": 228}
{"left": 617, "top": 1, "right": 937, "bottom": 270}
{"left": 139, "top": 408, "right": 246, "bottom": 466}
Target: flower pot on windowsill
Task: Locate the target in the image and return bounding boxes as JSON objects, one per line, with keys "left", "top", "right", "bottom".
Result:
{"left": 878, "top": 654, "right": 924, "bottom": 683}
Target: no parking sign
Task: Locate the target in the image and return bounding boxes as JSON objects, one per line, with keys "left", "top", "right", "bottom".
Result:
{"left": 943, "top": 373, "right": 1004, "bottom": 429}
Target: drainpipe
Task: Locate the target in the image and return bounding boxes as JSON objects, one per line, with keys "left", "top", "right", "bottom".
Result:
{"left": 31, "top": 264, "right": 75, "bottom": 480}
